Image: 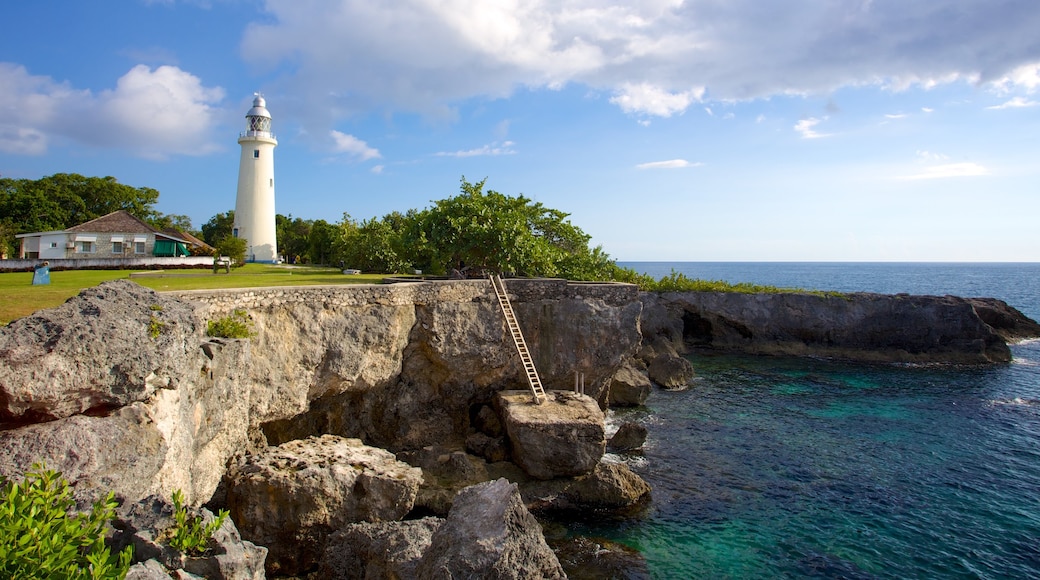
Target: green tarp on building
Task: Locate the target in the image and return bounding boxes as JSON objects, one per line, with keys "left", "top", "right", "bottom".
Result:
{"left": 153, "top": 240, "right": 189, "bottom": 257}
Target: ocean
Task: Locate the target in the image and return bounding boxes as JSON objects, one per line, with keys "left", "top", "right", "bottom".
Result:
{"left": 582, "top": 263, "right": 1040, "bottom": 579}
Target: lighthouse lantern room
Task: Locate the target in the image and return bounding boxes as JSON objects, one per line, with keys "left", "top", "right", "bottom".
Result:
{"left": 233, "top": 93, "right": 278, "bottom": 263}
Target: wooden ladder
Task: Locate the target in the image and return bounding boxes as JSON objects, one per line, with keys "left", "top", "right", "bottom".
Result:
{"left": 490, "top": 274, "right": 546, "bottom": 404}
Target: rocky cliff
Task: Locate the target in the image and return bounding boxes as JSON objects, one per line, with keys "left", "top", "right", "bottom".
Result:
{"left": 640, "top": 290, "right": 1039, "bottom": 364}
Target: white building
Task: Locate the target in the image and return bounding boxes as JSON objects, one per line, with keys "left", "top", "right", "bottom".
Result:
{"left": 233, "top": 94, "right": 278, "bottom": 263}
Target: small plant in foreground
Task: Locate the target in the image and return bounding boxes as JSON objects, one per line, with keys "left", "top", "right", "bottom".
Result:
{"left": 169, "top": 489, "right": 228, "bottom": 555}
{"left": 206, "top": 309, "right": 253, "bottom": 338}
{"left": 148, "top": 315, "right": 166, "bottom": 339}
{"left": 0, "top": 463, "right": 133, "bottom": 580}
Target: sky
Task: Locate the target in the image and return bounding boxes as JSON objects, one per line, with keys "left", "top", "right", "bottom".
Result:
{"left": 1, "top": 0, "right": 1039, "bottom": 262}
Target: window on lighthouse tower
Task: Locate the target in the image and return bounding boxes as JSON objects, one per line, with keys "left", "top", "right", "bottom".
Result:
{"left": 253, "top": 149, "right": 260, "bottom": 159}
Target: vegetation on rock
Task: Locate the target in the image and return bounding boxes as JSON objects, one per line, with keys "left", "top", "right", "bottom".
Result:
{"left": 206, "top": 309, "right": 253, "bottom": 339}
{"left": 168, "top": 489, "right": 228, "bottom": 555}
{"left": 0, "top": 464, "right": 133, "bottom": 579}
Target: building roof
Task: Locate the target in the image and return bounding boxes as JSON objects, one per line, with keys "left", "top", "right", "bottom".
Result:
{"left": 66, "top": 210, "right": 158, "bottom": 234}
{"left": 163, "top": 228, "right": 213, "bottom": 251}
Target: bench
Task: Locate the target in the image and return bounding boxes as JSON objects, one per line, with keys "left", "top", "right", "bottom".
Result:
{"left": 213, "top": 256, "right": 231, "bottom": 274}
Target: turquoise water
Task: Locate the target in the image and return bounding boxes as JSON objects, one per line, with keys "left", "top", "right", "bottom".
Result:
{"left": 585, "top": 263, "right": 1040, "bottom": 578}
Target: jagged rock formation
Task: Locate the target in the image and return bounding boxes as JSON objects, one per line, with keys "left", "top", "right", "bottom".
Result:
{"left": 641, "top": 290, "right": 1035, "bottom": 364}
{"left": 225, "top": 435, "right": 422, "bottom": 576}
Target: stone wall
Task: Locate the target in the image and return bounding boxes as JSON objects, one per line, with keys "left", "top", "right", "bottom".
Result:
{"left": 0, "top": 256, "right": 213, "bottom": 272}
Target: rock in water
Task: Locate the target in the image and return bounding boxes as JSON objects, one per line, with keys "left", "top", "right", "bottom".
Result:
{"left": 607, "top": 364, "right": 652, "bottom": 407}
{"left": 608, "top": 422, "right": 648, "bottom": 451}
{"left": 225, "top": 435, "right": 422, "bottom": 576}
{"left": 647, "top": 354, "right": 695, "bottom": 390}
{"left": 495, "top": 390, "right": 605, "bottom": 480}
{"left": 415, "top": 478, "right": 566, "bottom": 579}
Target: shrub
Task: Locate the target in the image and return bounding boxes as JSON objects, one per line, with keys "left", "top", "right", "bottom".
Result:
{"left": 0, "top": 464, "right": 133, "bottom": 580}
{"left": 168, "top": 490, "right": 228, "bottom": 555}
{"left": 148, "top": 315, "right": 166, "bottom": 340}
{"left": 206, "top": 309, "right": 253, "bottom": 339}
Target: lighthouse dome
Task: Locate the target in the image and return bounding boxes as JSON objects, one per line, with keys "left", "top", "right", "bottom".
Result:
{"left": 246, "top": 94, "right": 271, "bottom": 119}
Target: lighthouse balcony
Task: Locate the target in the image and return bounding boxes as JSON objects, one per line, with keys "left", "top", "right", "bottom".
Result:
{"left": 240, "top": 130, "right": 276, "bottom": 139}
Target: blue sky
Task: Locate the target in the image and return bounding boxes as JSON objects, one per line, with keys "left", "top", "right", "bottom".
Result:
{"left": 2, "top": 0, "right": 1038, "bottom": 261}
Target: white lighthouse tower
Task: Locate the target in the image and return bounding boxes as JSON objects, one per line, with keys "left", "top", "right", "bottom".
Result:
{"left": 233, "top": 93, "right": 278, "bottom": 263}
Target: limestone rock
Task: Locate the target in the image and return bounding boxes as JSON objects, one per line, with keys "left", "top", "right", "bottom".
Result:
{"left": 608, "top": 422, "right": 648, "bottom": 452}
{"left": 225, "top": 435, "right": 422, "bottom": 576}
{"left": 0, "top": 280, "right": 202, "bottom": 423}
{"left": 647, "top": 354, "right": 695, "bottom": 390}
{"left": 607, "top": 364, "right": 652, "bottom": 407}
{"left": 495, "top": 390, "right": 605, "bottom": 480}
{"left": 415, "top": 478, "right": 566, "bottom": 579}
{"left": 319, "top": 517, "right": 442, "bottom": 580}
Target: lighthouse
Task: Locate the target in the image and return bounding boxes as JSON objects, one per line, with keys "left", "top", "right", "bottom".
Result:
{"left": 233, "top": 93, "right": 278, "bottom": 263}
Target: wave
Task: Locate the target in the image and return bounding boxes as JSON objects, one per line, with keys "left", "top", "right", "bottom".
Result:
{"left": 989, "top": 397, "right": 1039, "bottom": 407}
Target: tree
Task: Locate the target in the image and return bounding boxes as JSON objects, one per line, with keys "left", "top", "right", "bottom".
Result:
{"left": 215, "top": 235, "right": 247, "bottom": 266}
{"left": 201, "top": 211, "right": 235, "bottom": 247}
{"left": 418, "top": 177, "right": 608, "bottom": 278}
{"left": 276, "top": 214, "right": 313, "bottom": 263}
{"left": 149, "top": 213, "right": 193, "bottom": 233}
{"left": 0, "top": 173, "right": 164, "bottom": 240}
{"left": 307, "top": 219, "right": 337, "bottom": 265}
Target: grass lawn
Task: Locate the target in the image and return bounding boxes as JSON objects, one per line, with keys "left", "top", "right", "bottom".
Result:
{"left": 0, "top": 265, "right": 394, "bottom": 325}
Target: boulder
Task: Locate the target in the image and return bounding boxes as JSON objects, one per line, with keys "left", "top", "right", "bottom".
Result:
{"left": 647, "top": 354, "right": 695, "bottom": 390}
{"left": 402, "top": 445, "right": 490, "bottom": 516}
{"left": 607, "top": 364, "right": 652, "bottom": 407}
{"left": 415, "top": 479, "right": 566, "bottom": 579}
{"left": 319, "top": 517, "right": 442, "bottom": 580}
{"left": 465, "top": 432, "right": 510, "bottom": 463}
{"left": 608, "top": 422, "right": 648, "bottom": 452}
{"left": 225, "top": 435, "right": 422, "bottom": 576}
{"left": 0, "top": 280, "right": 202, "bottom": 423}
{"left": 521, "top": 462, "right": 651, "bottom": 512}
{"left": 495, "top": 390, "right": 605, "bottom": 480}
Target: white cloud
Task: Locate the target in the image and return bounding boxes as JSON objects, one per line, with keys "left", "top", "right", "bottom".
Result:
{"left": 609, "top": 83, "right": 704, "bottom": 117}
{"left": 915, "top": 150, "right": 949, "bottom": 162}
{"left": 435, "top": 141, "right": 516, "bottom": 157}
{"left": 636, "top": 159, "right": 702, "bottom": 169}
{"left": 0, "top": 62, "right": 224, "bottom": 158}
{"left": 986, "top": 96, "right": 1039, "bottom": 109}
{"left": 329, "top": 130, "right": 381, "bottom": 160}
{"left": 794, "top": 117, "right": 829, "bottom": 139}
{"left": 240, "top": 1, "right": 1040, "bottom": 124}
{"left": 899, "top": 162, "right": 989, "bottom": 180}
{"left": 884, "top": 113, "right": 907, "bottom": 119}
{"left": 921, "top": 107, "right": 934, "bottom": 113}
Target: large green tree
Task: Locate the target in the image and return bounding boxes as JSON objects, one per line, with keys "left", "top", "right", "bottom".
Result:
{"left": 419, "top": 177, "right": 611, "bottom": 278}
{"left": 0, "top": 173, "right": 170, "bottom": 255}
{"left": 200, "top": 211, "right": 235, "bottom": 247}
